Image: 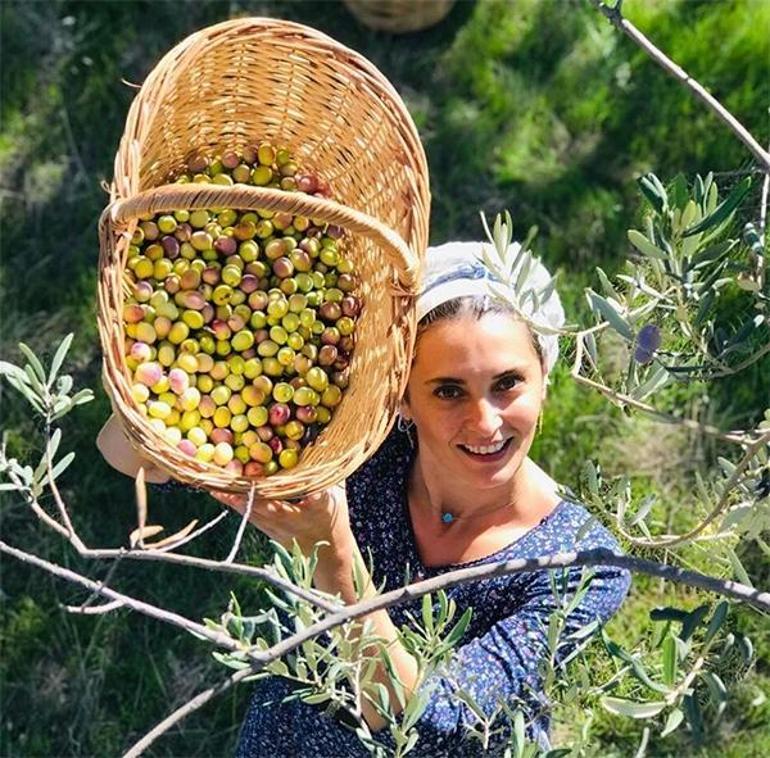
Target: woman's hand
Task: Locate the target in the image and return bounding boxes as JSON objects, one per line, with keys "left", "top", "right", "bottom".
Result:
{"left": 211, "top": 484, "right": 353, "bottom": 558}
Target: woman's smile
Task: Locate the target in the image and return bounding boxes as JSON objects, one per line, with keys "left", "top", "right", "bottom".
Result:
{"left": 457, "top": 436, "right": 515, "bottom": 463}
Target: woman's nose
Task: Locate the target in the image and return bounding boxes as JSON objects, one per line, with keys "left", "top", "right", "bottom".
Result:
{"left": 466, "top": 398, "right": 502, "bottom": 436}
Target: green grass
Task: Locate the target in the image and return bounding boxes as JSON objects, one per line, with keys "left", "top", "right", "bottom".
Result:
{"left": 1, "top": 0, "right": 768, "bottom": 754}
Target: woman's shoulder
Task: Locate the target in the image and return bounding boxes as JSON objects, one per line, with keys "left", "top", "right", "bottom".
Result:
{"left": 346, "top": 424, "right": 414, "bottom": 503}
{"left": 546, "top": 498, "right": 624, "bottom": 553}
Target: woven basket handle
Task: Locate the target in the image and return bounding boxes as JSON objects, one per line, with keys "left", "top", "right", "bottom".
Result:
{"left": 110, "top": 184, "right": 419, "bottom": 292}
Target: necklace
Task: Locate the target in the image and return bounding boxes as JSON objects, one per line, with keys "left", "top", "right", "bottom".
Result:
{"left": 440, "top": 497, "right": 516, "bottom": 524}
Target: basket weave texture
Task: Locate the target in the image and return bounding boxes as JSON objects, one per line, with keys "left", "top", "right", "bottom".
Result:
{"left": 98, "top": 17, "right": 430, "bottom": 497}
{"left": 343, "top": 0, "right": 454, "bottom": 33}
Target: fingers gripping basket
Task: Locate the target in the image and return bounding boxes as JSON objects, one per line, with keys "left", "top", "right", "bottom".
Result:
{"left": 98, "top": 18, "right": 430, "bottom": 498}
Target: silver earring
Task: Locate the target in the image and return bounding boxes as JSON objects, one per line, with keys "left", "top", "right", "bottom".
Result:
{"left": 397, "top": 414, "right": 415, "bottom": 449}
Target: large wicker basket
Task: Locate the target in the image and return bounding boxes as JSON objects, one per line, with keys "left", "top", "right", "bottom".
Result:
{"left": 98, "top": 17, "right": 430, "bottom": 498}
{"left": 343, "top": 0, "right": 455, "bottom": 33}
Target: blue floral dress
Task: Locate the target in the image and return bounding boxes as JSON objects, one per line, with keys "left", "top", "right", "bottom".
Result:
{"left": 236, "top": 428, "right": 631, "bottom": 757}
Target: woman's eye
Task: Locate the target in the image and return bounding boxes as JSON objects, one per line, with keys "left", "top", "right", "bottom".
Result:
{"left": 434, "top": 385, "right": 464, "bottom": 399}
{"left": 495, "top": 374, "right": 521, "bottom": 392}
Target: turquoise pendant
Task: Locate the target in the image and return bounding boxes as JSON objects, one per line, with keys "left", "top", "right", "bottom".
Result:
{"left": 442, "top": 512, "right": 454, "bottom": 524}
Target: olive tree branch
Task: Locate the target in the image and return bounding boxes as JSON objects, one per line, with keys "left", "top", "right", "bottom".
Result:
{"left": 2, "top": 438, "right": 343, "bottom": 614}
{"left": 570, "top": 327, "right": 754, "bottom": 446}
{"left": 122, "top": 545, "right": 770, "bottom": 756}
{"left": 0, "top": 539, "right": 253, "bottom": 656}
{"left": 225, "top": 484, "right": 255, "bottom": 563}
{"left": 588, "top": 0, "right": 770, "bottom": 171}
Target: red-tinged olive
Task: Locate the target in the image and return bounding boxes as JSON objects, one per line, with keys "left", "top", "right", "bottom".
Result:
{"left": 249, "top": 441, "right": 273, "bottom": 464}
{"left": 264, "top": 239, "right": 285, "bottom": 260}
{"left": 248, "top": 291, "right": 269, "bottom": 311}
{"left": 242, "top": 145, "right": 258, "bottom": 164}
{"left": 221, "top": 150, "right": 240, "bottom": 169}
{"left": 319, "top": 302, "right": 342, "bottom": 322}
{"left": 210, "top": 319, "right": 232, "bottom": 341}
{"left": 272, "top": 211, "right": 293, "bottom": 230}
{"left": 318, "top": 344, "right": 338, "bottom": 366}
{"left": 239, "top": 274, "right": 259, "bottom": 293}
{"left": 273, "top": 257, "right": 294, "bottom": 278}
{"left": 321, "top": 327, "right": 341, "bottom": 346}
{"left": 140, "top": 220, "right": 160, "bottom": 241}
{"left": 295, "top": 405, "right": 317, "bottom": 424}
{"left": 341, "top": 295, "right": 361, "bottom": 317}
{"left": 159, "top": 236, "right": 179, "bottom": 259}
{"left": 268, "top": 403, "right": 291, "bottom": 426}
{"left": 214, "top": 236, "right": 237, "bottom": 256}
{"left": 175, "top": 222, "right": 192, "bottom": 242}
{"left": 256, "top": 425, "right": 274, "bottom": 442}
{"left": 164, "top": 275, "right": 181, "bottom": 294}
{"left": 243, "top": 460, "right": 266, "bottom": 477}
{"left": 296, "top": 173, "right": 317, "bottom": 193}
{"left": 268, "top": 436, "right": 284, "bottom": 455}
{"left": 337, "top": 273, "right": 356, "bottom": 292}
{"left": 227, "top": 313, "right": 247, "bottom": 332}
{"left": 233, "top": 221, "right": 256, "bottom": 241}
{"left": 200, "top": 303, "right": 215, "bottom": 324}
{"left": 210, "top": 428, "right": 234, "bottom": 446}
{"left": 187, "top": 154, "right": 209, "bottom": 173}
{"left": 124, "top": 304, "right": 145, "bottom": 323}
{"left": 232, "top": 164, "right": 252, "bottom": 183}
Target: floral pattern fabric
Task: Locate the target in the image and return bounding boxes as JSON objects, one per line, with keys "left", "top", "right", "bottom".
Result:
{"left": 236, "top": 428, "right": 631, "bottom": 757}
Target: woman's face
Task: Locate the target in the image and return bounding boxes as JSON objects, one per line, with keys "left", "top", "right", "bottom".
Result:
{"left": 403, "top": 311, "right": 545, "bottom": 492}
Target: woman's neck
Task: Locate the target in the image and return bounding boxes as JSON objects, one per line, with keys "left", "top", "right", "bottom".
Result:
{"left": 411, "top": 448, "right": 545, "bottom": 528}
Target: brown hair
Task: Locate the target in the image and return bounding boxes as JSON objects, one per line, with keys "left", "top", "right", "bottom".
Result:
{"left": 416, "top": 295, "right": 544, "bottom": 364}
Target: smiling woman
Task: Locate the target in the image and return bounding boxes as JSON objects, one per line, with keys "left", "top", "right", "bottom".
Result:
{"left": 231, "top": 238, "right": 631, "bottom": 756}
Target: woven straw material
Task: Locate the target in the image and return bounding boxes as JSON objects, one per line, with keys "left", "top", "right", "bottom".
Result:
{"left": 98, "top": 17, "right": 430, "bottom": 498}
{"left": 343, "top": 0, "right": 454, "bottom": 33}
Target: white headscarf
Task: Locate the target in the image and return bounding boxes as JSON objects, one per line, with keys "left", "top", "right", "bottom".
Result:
{"left": 416, "top": 240, "right": 564, "bottom": 375}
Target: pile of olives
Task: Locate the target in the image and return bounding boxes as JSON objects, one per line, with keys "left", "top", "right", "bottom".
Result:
{"left": 122, "top": 143, "right": 361, "bottom": 476}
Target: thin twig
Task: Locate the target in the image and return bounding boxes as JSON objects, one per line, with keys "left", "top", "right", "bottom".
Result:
{"left": 588, "top": 0, "right": 770, "bottom": 171}
{"left": 614, "top": 430, "right": 770, "bottom": 548}
{"left": 46, "top": 442, "right": 87, "bottom": 551}
{"left": 154, "top": 509, "right": 229, "bottom": 553}
{"left": 225, "top": 485, "right": 255, "bottom": 563}
{"left": 64, "top": 599, "right": 125, "bottom": 615}
{"left": 78, "top": 546, "right": 343, "bottom": 614}
{"left": 0, "top": 539, "right": 256, "bottom": 657}
{"left": 122, "top": 668, "right": 243, "bottom": 758}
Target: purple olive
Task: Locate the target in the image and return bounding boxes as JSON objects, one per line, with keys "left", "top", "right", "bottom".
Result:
{"left": 634, "top": 324, "right": 661, "bottom": 365}
{"left": 214, "top": 236, "right": 237, "bottom": 256}
{"left": 239, "top": 274, "right": 259, "bottom": 293}
{"left": 161, "top": 235, "right": 180, "bottom": 259}
{"left": 341, "top": 295, "right": 360, "bottom": 317}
